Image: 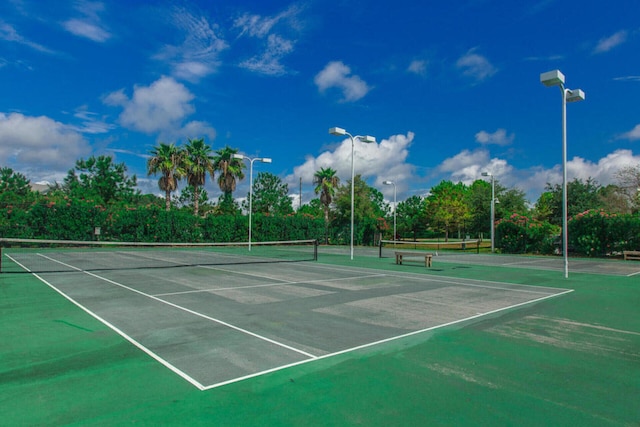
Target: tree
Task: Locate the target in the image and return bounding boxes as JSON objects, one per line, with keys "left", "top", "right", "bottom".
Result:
{"left": 615, "top": 164, "right": 640, "bottom": 213}
{"left": 538, "top": 178, "right": 603, "bottom": 225}
{"left": 248, "top": 172, "right": 293, "bottom": 215}
{"left": 0, "top": 167, "right": 34, "bottom": 207}
{"left": 313, "top": 167, "right": 340, "bottom": 244}
{"left": 396, "top": 195, "right": 427, "bottom": 240}
{"left": 425, "top": 180, "right": 470, "bottom": 240}
{"left": 213, "top": 146, "right": 245, "bottom": 215}
{"left": 62, "top": 155, "right": 138, "bottom": 204}
{"left": 147, "top": 142, "right": 184, "bottom": 211}
{"left": 333, "top": 175, "right": 388, "bottom": 245}
{"left": 183, "top": 138, "right": 214, "bottom": 217}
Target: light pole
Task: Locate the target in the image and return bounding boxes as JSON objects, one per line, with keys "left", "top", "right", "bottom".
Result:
{"left": 233, "top": 153, "right": 272, "bottom": 251}
{"left": 481, "top": 172, "right": 495, "bottom": 253}
{"left": 383, "top": 180, "right": 396, "bottom": 244}
{"left": 329, "top": 127, "right": 376, "bottom": 260}
{"left": 541, "top": 69, "right": 585, "bottom": 278}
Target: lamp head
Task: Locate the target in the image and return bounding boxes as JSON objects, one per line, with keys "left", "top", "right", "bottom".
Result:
{"left": 566, "top": 88, "right": 585, "bottom": 103}
{"left": 232, "top": 154, "right": 245, "bottom": 160}
{"left": 481, "top": 172, "right": 492, "bottom": 177}
{"left": 260, "top": 158, "right": 272, "bottom": 164}
{"left": 540, "top": 69, "right": 565, "bottom": 87}
{"left": 383, "top": 180, "right": 393, "bottom": 185}
{"left": 359, "top": 135, "right": 376, "bottom": 143}
{"left": 329, "top": 127, "right": 346, "bottom": 136}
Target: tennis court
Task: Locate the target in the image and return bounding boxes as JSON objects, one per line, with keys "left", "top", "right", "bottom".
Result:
{"left": 1, "top": 240, "right": 570, "bottom": 390}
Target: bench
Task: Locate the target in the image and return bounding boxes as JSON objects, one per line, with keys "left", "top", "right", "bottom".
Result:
{"left": 395, "top": 251, "right": 433, "bottom": 267}
{"left": 623, "top": 250, "right": 640, "bottom": 261}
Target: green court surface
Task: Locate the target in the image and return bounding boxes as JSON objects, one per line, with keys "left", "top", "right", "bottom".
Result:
{"left": 1, "top": 247, "right": 639, "bottom": 425}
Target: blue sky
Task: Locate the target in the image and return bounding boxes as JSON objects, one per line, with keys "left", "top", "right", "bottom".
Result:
{"left": 1, "top": 0, "right": 639, "bottom": 207}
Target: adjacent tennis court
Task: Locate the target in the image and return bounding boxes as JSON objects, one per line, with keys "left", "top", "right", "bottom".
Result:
{"left": 1, "top": 240, "right": 569, "bottom": 389}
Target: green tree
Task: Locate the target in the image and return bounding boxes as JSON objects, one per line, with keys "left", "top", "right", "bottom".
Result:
{"left": 0, "top": 167, "right": 34, "bottom": 207}
{"left": 248, "top": 172, "right": 293, "bottom": 215}
{"left": 183, "top": 138, "right": 214, "bottom": 217}
{"left": 62, "top": 155, "right": 138, "bottom": 204}
{"left": 147, "top": 142, "right": 184, "bottom": 211}
{"left": 297, "top": 199, "right": 324, "bottom": 218}
{"left": 313, "top": 167, "right": 340, "bottom": 244}
{"left": 333, "top": 175, "right": 387, "bottom": 245}
{"left": 539, "top": 178, "right": 603, "bottom": 225}
{"left": 425, "top": 180, "right": 470, "bottom": 240}
{"left": 396, "top": 195, "right": 427, "bottom": 240}
{"left": 213, "top": 146, "right": 245, "bottom": 197}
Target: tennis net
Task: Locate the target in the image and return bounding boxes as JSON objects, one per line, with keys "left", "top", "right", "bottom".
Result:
{"left": 0, "top": 238, "right": 318, "bottom": 274}
{"left": 379, "top": 239, "right": 481, "bottom": 258}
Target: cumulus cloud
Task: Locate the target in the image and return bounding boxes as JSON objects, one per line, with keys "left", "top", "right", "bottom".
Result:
{"left": 155, "top": 7, "right": 228, "bottom": 81}
{"left": 593, "top": 30, "right": 628, "bottom": 54}
{"left": 285, "top": 133, "right": 415, "bottom": 194}
{"left": 62, "top": 1, "right": 112, "bottom": 43}
{"left": 103, "top": 76, "right": 215, "bottom": 141}
{"left": 619, "top": 124, "right": 640, "bottom": 141}
{"left": 314, "top": 61, "right": 371, "bottom": 102}
{"left": 456, "top": 49, "right": 497, "bottom": 81}
{"left": 475, "top": 128, "right": 515, "bottom": 146}
{"left": 0, "top": 112, "right": 91, "bottom": 171}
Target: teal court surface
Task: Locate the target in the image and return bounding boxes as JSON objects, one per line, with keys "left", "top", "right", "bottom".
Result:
{"left": 6, "top": 255, "right": 570, "bottom": 390}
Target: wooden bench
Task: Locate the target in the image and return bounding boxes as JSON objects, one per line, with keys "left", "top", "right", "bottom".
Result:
{"left": 395, "top": 251, "right": 433, "bottom": 267}
{"left": 623, "top": 250, "right": 640, "bottom": 261}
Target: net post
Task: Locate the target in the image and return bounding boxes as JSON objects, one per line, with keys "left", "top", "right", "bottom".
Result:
{"left": 314, "top": 239, "right": 318, "bottom": 261}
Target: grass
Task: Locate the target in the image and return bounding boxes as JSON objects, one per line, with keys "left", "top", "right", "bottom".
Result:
{"left": 1, "top": 254, "right": 639, "bottom": 426}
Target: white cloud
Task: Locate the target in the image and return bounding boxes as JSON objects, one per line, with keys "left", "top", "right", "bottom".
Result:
{"left": 233, "top": 5, "right": 303, "bottom": 76}
{"left": 314, "top": 61, "right": 371, "bottom": 102}
{"left": 155, "top": 7, "right": 228, "bottom": 82}
{"left": 593, "top": 30, "right": 628, "bottom": 54}
{"left": 407, "top": 59, "right": 427, "bottom": 76}
{"left": 239, "top": 34, "right": 293, "bottom": 76}
{"left": 619, "top": 124, "right": 640, "bottom": 141}
{"left": 0, "top": 20, "right": 55, "bottom": 53}
{"left": 62, "top": 1, "right": 112, "bottom": 43}
{"left": 104, "top": 76, "right": 216, "bottom": 142}
{"left": 0, "top": 112, "right": 91, "bottom": 171}
{"left": 475, "top": 128, "right": 515, "bottom": 146}
{"left": 286, "top": 133, "right": 415, "bottom": 194}
{"left": 456, "top": 49, "right": 497, "bottom": 81}
{"left": 104, "top": 77, "right": 194, "bottom": 134}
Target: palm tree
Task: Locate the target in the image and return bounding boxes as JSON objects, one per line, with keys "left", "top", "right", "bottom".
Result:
{"left": 183, "top": 138, "right": 215, "bottom": 216}
{"left": 313, "top": 167, "right": 340, "bottom": 244}
{"left": 147, "top": 142, "right": 184, "bottom": 211}
{"left": 213, "top": 145, "right": 245, "bottom": 205}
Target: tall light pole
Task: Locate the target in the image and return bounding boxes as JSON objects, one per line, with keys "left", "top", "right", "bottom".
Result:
{"left": 329, "top": 127, "right": 376, "bottom": 260}
{"left": 481, "top": 172, "right": 495, "bottom": 253}
{"left": 233, "top": 153, "right": 272, "bottom": 251}
{"left": 383, "top": 180, "right": 396, "bottom": 244}
{"left": 541, "top": 69, "right": 585, "bottom": 278}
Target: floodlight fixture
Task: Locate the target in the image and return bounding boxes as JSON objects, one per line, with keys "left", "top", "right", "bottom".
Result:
{"left": 540, "top": 69, "right": 565, "bottom": 87}
{"left": 566, "top": 89, "right": 586, "bottom": 103}
{"left": 329, "top": 127, "right": 346, "bottom": 136}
